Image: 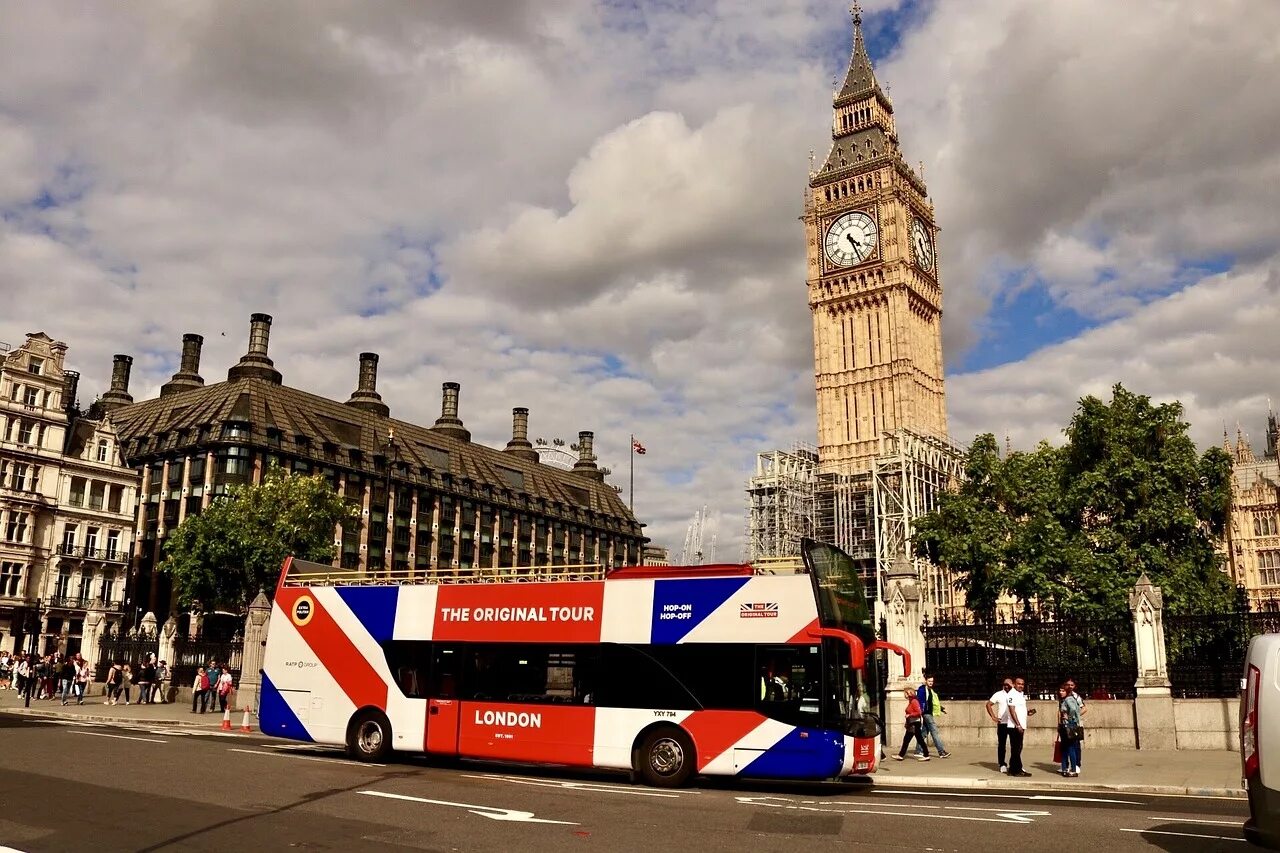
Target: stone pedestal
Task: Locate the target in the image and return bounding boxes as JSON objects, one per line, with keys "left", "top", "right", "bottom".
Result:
{"left": 1130, "top": 574, "right": 1175, "bottom": 749}
{"left": 236, "top": 591, "right": 272, "bottom": 713}
{"left": 81, "top": 612, "right": 105, "bottom": 675}
{"left": 883, "top": 556, "right": 925, "bottom": 748}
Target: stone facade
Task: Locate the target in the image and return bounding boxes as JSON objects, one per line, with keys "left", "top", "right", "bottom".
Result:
{"left": 1223, "top": 416, "right": 1280, "bottom": 610}
{"left": 805, "top": 8, "right": 948, "bottom": 475}
{"left": 0, "top": 334, "right": 137, "bottom": 655}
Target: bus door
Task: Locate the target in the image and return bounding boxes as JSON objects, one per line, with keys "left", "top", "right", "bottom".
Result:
{"left": 425, "top": 645, "right": 461, "bottom": 755}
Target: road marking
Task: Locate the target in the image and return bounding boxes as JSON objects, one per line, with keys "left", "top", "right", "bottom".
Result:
{"left": 226, "top": 747, "right": 384, "bottom": 767}
{"left": 1120, "top": 828, "right": 1243, "bottom": 842}
{"left": 872, "top": 789, "right": 1139, "bottom": 805}
{"left": 460, "top": 773, "right": 684, "bottom": 798}
{"left": 1147, "top": 817, "right": 1242, "bottom": 827}
{"left": 357, "top": 790, "right": 578, "bottom": 824}
{"left": 738, "top": 795, "right": 1049, "bottom": 825}
{"left": 70, "top": 730, "right": 167, "bottom": 744}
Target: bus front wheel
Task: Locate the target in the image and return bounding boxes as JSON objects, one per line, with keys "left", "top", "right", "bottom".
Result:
{"left": 638, "top": 727, "right": 696, "bottom": 788}
{"left": 346, "top": 709, "right": 391, "bottom": 762}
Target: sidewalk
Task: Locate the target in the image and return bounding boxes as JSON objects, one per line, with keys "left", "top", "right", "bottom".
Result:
{"left": 872, "top": 743, "right": 1245, "bottom": 797}
{"left": 0, "top": 687, "right": 244, "bottom": 731}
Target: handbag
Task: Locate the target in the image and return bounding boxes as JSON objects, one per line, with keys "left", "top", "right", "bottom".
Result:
{"left": 1063, "top": 722, "right": 1083, "bottom": 742}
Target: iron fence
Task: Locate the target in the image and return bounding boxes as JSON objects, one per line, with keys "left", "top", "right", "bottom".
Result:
{"left": 1165, "top": 611, "right": 1280, "bottom": 698}
{"left": 95, "top": 631, "right": 158, "bottom": 681}
{"left": 924, "top": 616, "right": 1137, "bottom": 700}
{"left": 169, "top": 634, "right": 244, "bottom": 688}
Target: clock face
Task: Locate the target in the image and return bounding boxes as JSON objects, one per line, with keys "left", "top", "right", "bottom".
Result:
{"left": 911, "top": 218, "right": 935, "bottom": 272}
{"left": 824, "top": 211, "right": 878, "bottom": 268}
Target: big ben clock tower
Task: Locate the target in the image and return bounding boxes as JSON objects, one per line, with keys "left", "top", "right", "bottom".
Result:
{"left": 806, "top": 4, "right": 947, "bottom": 473}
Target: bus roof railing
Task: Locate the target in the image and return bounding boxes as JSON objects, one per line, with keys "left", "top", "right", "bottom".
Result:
{"left": 280, "top": 561, "right": 610, "bottom": 587}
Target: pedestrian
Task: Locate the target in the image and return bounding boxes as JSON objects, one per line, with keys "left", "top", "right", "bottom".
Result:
{"left": 153, "top": 660, "right": 170, "bottom": 703}
{"left": 1064, "top": 678, "right": 1087, "bottom": 771}
{"left": 135, "top": 656, "right": 153, "bottom": 704}
{"left": 206, "top": 660, "right": 222, "bottom": 700}
{"left": 892, "top": 686, "right": 931, "bottom": 761}
{"left": 985, "top": 677, "right": 1013, "bottom": 772}
{"left": 915, "top": 669, "right": 951, "bottom": 759}
{"left": 37, "top": 655, "right": 53, "bottom": 699}
{"left": 73, "top": 654, "right": 90, "bottom": 705}
{"left": 216, "top": 668, "right": 234, "bottom": 713}
{"left": 192, "top": 667, "right": 210, "bottom": 713}
{"left": 15, "top": 654, "right": 29, "bottom": 696}
{"left": 0, "top": 652, "right": 11, "bottom": 690}
{"left": 1058, "top": 682, "right": 1084, "bottom": 777}
{"left": 120, "top": 663, "right": 133, "bottom": 705}
{"left": 1005, "top": 676, "right": 1032, "bottom": 777}
{"left": 105, "top": 662, "right": 122, "bottom": 705}
{"left": 58, "top": 655, "right": 76, "bottom": 705}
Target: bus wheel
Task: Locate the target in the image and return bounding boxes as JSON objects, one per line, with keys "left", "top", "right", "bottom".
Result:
{"left": 347, "top": 710, "right": 391, "bottom": 762}
{"left": 638, "top": 727, "right": 695, "bottom": 788}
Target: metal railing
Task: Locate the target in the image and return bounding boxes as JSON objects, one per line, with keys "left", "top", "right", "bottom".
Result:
{"left": 46, "top": 595, "right": 124, "bottom": 610}
{"left": 924, "top": 616, "right": 1137, "bottom": 700}
{"left": 56, "top": 544, "right": 127, "bottom": 562}
{"left": 282, "top": 562, "right": 610, "bottom": 587}
{"left": 1166, "top": 611, "right": 1280, "bottom": 698}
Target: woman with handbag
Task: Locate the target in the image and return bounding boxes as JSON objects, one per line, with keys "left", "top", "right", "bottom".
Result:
{"left": 893, "top": 686, "right": 931, "bottom": 761}
{"left": 1058, "top": 683, "right": 1084, "bottom": 776}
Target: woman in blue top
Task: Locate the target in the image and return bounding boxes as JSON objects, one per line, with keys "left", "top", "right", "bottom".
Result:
{"left": 1058, "top": 683, "right": 1084, "bottom": 777}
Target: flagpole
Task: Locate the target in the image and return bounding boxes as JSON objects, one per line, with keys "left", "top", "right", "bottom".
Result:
{"left": 629, "top": 434, "right": 635, "bottom": 512}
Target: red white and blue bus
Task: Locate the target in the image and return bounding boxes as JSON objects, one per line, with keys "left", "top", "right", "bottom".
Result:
{"left": 260, "top": 538, "right": 907, "bottom": 787}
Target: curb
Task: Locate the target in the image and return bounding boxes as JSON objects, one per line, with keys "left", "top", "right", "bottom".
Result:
{"left": 2, "top": 706, "right": 247, "bottom": 732}
{"left": 876, "top": 773, "right": 1245, "bottom": 799}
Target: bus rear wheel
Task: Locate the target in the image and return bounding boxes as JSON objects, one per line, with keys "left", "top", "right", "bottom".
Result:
{"left": 638, "top": 727, "right": 696, "bottom": 788}
{"left": 347, "top": 709, "right": 391, "bottom": 762}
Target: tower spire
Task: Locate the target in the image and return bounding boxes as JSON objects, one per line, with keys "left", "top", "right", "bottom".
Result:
{"left": 836, "top": 0, "right": 887, "bottom": 105}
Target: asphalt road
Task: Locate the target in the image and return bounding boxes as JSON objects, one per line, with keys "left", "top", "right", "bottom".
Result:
{"left": 0, "top": 715, "right": 1251, "bottom": 852}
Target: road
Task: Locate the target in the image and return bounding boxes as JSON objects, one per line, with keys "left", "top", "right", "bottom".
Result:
{"left": 0, "top": 715, "right": 1250, "bottom": 852}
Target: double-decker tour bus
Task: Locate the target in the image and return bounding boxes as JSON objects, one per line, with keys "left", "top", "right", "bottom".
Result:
{"left": 260, "top": 538, "right": 908, "bottom": 787}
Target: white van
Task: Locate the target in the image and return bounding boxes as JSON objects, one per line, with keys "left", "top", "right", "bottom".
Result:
{"left": 1243, "top": 633, "right": 1280, "bottom": 849}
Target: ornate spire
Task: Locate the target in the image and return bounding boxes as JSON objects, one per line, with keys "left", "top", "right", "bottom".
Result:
{"left": 1236, "top": 423, "right": 1256, "bottom": 464}
{"left": 836, "top": 1, "right": 889, "bottom": 105}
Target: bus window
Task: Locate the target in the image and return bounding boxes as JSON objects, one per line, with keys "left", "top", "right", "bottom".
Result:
{"left": 382, "top": 640, "right": 432, "bottom": 698}
{"left": 431, "top": 645, "right": 461, "bottom": 699}
{"left": 461, "top": 644, "right": 599, "bottom": 704}
{"left": 644, "top": 644, "right": 754, "bottom": 710}
{"left": 755, "top": 645, "right": 822, "bottom": 727}
{"left": 597, "top": 645, "right": 700, "bottom": 710}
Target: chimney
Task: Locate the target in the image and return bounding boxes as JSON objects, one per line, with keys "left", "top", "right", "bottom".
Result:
{"left": 62, "top": 370, "right": 80, "bottom": 415}
{"left": 431, "top": 381, "right": 471, "bottom": 441}
{"left": 160, "top": 333, "right": 206, "bottom": 397}
{"left": 227, "top": 313, "right": 283, "bottom": 384}
{"left": 98, "top": 354, "right": 135, "bottom": 412}
{"left": 503, "top": 407, "right": 540, "bottom": 463}
{"left": 573, "top": 430, "right": 603, "bottom": 481}
{"left": 345, "top": 352, "right": 390, "bottom": 417}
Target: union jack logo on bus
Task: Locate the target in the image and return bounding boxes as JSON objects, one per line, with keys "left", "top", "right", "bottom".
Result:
{"left": 739, "top": 602, "right": 778, "bottom": 618}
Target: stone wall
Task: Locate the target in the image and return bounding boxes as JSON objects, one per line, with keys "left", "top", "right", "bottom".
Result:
{"left": 1173, "top": 698, "right": 1240, "bottom": 750}
{"left": 912, "top": 699, "right": 1138, "bottom": 750}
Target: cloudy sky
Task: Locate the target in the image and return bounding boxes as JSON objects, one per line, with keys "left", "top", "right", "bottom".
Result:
{"left": 2, "top": 0, "right": 1277, "bottom": 559}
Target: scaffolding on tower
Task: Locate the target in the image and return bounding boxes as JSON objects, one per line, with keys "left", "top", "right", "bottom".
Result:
{"left": 744, "top": 443, "right": 818, "bottom": 562}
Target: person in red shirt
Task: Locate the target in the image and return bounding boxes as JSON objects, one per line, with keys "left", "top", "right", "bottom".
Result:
{"left": 893, "top": 686, "right": 931, "bottom": 761}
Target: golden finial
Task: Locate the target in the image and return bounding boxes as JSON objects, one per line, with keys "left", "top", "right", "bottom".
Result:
{"left": 851, "top": 0, "right": 862, "bottom": 24}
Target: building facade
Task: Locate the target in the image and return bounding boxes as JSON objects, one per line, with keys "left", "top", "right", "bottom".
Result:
{"left": 0, "top": 334, "right": 136, "bottom": 654}
{"left": 1224, "top": 417, "right": 1280, "bottom": 610}
{"left": 106, "top": 314, "right": 646, "bottom": 622}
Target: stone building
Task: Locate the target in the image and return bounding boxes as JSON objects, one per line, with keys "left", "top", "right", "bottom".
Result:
{"left": 1224, "top": 415, "right": 1280, "bottom": 610}
{"left": 106, "top": 314, "right": 646, "bottom": 621}
{"left": 748, "top": 6, "right": 962, "bottom": 618}
{"left": 0, "top": 333, "right": 137, "bottom": 655}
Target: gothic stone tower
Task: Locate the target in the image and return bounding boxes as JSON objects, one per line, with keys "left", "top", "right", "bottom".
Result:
{"left": 806, "top": 6, "right": 947, "bottom": 473}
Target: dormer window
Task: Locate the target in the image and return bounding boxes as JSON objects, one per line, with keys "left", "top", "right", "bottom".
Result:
{"left": 96, "top": 440, "right": 109, "bottom": 462}
{"left": 27, "top": 358, "right": 43, "bottom": 375}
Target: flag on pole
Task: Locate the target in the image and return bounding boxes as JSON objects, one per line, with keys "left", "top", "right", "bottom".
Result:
{"left": 632, "top": 438, "right": 647, "bottom": 455}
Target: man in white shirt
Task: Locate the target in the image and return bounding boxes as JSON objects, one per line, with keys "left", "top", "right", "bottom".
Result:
{"left": 1005, "top": 677, "right": 1032, "bottom": 777}
{"left": 985, "top": 678, "right": 1013, "bottom": 772}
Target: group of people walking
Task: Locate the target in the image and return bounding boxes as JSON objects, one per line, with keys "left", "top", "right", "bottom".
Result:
{"left": 895, "top": 669, "right": 1087, "bottom": 777}
{"left": 0, "top": 651, "right": 97, "bottom": 704}
{"left": 189, "top": 660, "right": 235, "bottom": 714}
{"left": 101, "top": 655, "right": 170, "bottom": 704}
{"left": 0, "top": 650, "right": 235, "bottom": 714}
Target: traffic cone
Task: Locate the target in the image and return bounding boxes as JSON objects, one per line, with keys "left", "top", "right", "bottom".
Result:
{"left": 240, "top": 704, "right": 253, "bottom": 733}
{"left": 220, "top": 705, "right": 232, "bottom": 731}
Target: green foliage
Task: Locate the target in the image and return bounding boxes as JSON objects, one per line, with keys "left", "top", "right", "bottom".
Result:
{"left": 159, "top": 468, "right": 358, "bottom": 610}
{"left": 913, "top": 384, "right": 1236, "bottom": 621}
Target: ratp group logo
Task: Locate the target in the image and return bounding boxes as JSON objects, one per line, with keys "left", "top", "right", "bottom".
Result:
{"left": 740, "top": 602, "right": 779, "bottom": 618}
{"left": 292, "top": 594, "right": 315, "bottom": 627}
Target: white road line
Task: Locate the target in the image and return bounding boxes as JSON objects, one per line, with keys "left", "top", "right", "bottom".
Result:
{"left": 460, "top": 773, "right": 683, "bottom": 798}
{"left": 1120, "top": 828, "right": 1243, "bottom": 842}
{"left": 71, "top": 730, "right": 168, "bottom": 744}
{"left": 737, "top": 795, "right": 1049, "bottom": 825}
{"left": 226, "top": 747, "right": 384, "bottom": 767}
{"left": 872, "top": 789, "right": 1139, "bottom": 805}
{"left": 357, "top": 790, "right": 578, "bottom": 825}
{"left": 1147, "top": 817, "right": 1243, "bottom": 826}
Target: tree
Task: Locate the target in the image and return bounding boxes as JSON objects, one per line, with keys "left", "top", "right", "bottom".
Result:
{"left": 914, "top": 384, "right": 1236, "bottom": 622}
{"left": 159, "top": 468, "right": 358, "bottom": 610}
